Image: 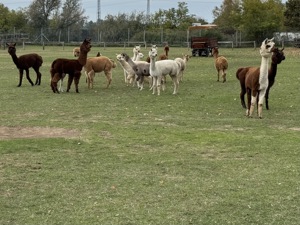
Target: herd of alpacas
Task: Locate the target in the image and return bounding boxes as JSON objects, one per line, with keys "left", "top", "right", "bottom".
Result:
{"left": 6, "top": 37, "right": 285, "bottom": 119}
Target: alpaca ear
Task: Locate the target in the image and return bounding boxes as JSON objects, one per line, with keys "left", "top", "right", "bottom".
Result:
{"left": 270, "top": 37, "right": 274, "bottom": 41}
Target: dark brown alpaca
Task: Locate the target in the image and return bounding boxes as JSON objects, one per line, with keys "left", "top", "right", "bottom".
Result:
{"left": 236, "top": 47, "right": 285, "bottom": 110}
{"left": 50, "top": 38, "right": 91, "bottom": 93}
{"left": 7, "top": 43, "right": 43, "bottom": 87}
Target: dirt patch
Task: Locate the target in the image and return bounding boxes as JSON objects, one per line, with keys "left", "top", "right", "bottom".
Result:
{"left": 0, "top": 126, "right": 81, "bottom": 140}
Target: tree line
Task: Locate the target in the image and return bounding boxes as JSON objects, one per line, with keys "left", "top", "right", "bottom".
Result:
{"left": 0, "top": 0, "right": 299, "bottom": 45}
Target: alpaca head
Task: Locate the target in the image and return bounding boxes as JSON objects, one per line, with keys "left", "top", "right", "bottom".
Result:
{"left": 116, "top": 53, "right": 125, "bottom": 61}
{"left": 133, "top": 45, "right": 141, "bottom": 54}
{"left": 80, "top": 38, "right": 92, "bottom": 54}
{"left": 6, "top": 43, "right": 17, "bottom": 55}
{"left": 260, "top": 38, "right": 275, "bottom": 58}
{"left": 148, "top": 48, "right": 158, "bottom": 59}
{"left": 272, "top": 47, "right": 285, "bottom": 64}
{"left": 137, "top": 52, "right": 144, "bottom": 59}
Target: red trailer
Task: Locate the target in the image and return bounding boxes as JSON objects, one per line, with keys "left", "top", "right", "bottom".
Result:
{"left": 188, "top": 24, "right": 218, "bottom": 57}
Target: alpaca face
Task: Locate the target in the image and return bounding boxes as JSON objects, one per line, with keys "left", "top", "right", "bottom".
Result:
{"left": 6, "top": 43, "right": 17, "bottom": 55}
{"left": 133, "top": 45, "right": 141, "bottom": 54}
{"left": 80, "top": 38, "right": 92, "bottom": 53}
{"left": 116, "top": 53, "right": 125, "bottom": 61}
{"left": 272, "top": 48, "right": 285, "bottom": 64}
{"left": 260, "top": 38, "right": 275, "bottom": 58}
{"left": 148, "top": 48, "right": 158, "bottom": 58}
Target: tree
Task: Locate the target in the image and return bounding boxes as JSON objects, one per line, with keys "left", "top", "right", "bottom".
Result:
{"left": 284, "top": 0, "right": 300, "bottom": 31}
{"left": 0, "top": 4, "right": 11, "bottom": 32}
{"left": 27, "top": 0, "right": 60, "bottom": 30}
{"left": 213, "top": 0, "right": 242, "bottom": 36}
{"left": 241, "top": 0, "right": 284, "bottom": 41}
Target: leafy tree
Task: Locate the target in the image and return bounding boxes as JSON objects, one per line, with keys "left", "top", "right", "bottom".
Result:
{"left": 0, "top": 4, "right": 11, "bottom": 32}
{"left": 284, "top": 0, "right": 300, "bottom": 31}
{"left": 150, "top": 2, "right": 201, "bottom": 30}
{"left": 27, "top": 0, "right": 61, "bottom": 30}
{"left": 241, "top": 0, "right": 284, "bottom": 41}
{"left": 213, "top": 0, "right": 242, "bottom": 35}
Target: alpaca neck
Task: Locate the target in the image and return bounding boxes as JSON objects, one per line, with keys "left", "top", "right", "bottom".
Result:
{"left": 259, "top": 56, "right": 269, "bottom": 87}
{"left": 150, "top": 56, "right": 156, "bottom": 71}
{"left": 132, "top": 52, "right": 137, "bottom": 61}
{"left": 9, "top": 53, "right": 20, "bottom": 68}
{"left": 269, "top": 62, "right": 278, "bottom": 81}
{"left": 77, "top": 51, "right": 88, "bottom": 66}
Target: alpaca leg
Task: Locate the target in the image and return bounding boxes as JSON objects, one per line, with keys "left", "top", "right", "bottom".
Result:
{"left": 87, "top": 70, "right": 95, "bottom": 89}
{"left": 217, "top": 70, "right": 220, "bottom": 82}
{"left": 25, "top": 69, "right": 34, "bottom": 86}
{"left": 51, "top": 73, "right": 61, "bottom": 93}
{"left": 67, "top": 74, "right": 74, "bottom": 92}
{"left": 265, "top": 87, "right": 270, "bottom": 110}
{"left": 139, "top": 76, "right": 144, "bottom": 90}
{"left": 157, "top": 76, "right": 162, "bottom": 96}
{"left": 124, "top": 70, "right": 128, "bottom": 85}
{"left": 33, "top": 67, "right": 42, "bottom": 85}
{"left": 171, "top": 76, "right": 179, "bottom": 94}
{"left": 105, "top": 71, "right": 112, "bottom": 89}
{"left": 258, "top": 89, "right": 266, "bottom": 118}
{"left": 240, "top": 86, "right": 247, "bottom": 109}
{"left": 161, "top": 76, "right": 166, "bottom": 92}
{"left": 73, "top": 71, "right": 81, "bottom": 93}
{"left": 249, "top": 93, "right": 258, "bottom": 117}
{"left": 246, "top": 89, "right": 251, "bottom": 116}
{"left": 152, "top": 77, "right": 157, "bottom": 95}
{"left": 17, "top": 69, "right": 24, "bottom": 87}
{"left": 222, "top": 70, "right": 226, "bottom": 83}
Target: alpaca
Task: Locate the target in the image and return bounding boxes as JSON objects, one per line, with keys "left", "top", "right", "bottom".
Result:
{"left": 244, "top": 38, "right": 275, "bottom": 118}
{"left": 148, "top": 48, "right": 180, "bottom": 95}
{"left": 174, "top": 54, "right": 190, "bottom": 82}
{"left": 236, "top": 47, "right": 285, "bottom": 110}
{"left": 73, "top": 47, "right": 80, "bottom": 57}
{"left": 96, "top": 52, "right": 102, "bottom": 57}
{"left": 84, "top": 56, "right": 116, "bottom": 89}
{"left": 159, "top": 44, "right": 169, "bottom": 60}
{"left": 122, "top": 53, "right": 151, "bottom": 90}
{"left": 7, "top": 43, "right": 43, "bottom": 87}
{"left": 116, "top": 53, "right": 137, "bottom": 86}
{"left": 212, "top": 47, "right": 228, "bottom": 83}
{"left": 50, "top": 38, "right": 91, "bottom": 93}
{"left": 132, "top": 45, "right": 141, "bottom": 61}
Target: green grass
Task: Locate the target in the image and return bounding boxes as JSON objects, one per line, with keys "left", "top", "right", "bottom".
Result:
{"left": 0, "top": 45, "right": 300, "bottom": 225}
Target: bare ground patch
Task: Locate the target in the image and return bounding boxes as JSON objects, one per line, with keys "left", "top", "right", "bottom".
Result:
{"left": 0, "top": 126, "right": 81, "bottom": 140}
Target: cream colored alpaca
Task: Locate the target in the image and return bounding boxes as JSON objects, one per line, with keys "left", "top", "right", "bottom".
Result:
{"left": 149, "top": 48, "right": 181, "bottom": 95}
{"left": 73, "top": 47, "right": 80, "bottom": 57}
{"left": 212, "top": 47, "right": 228, "bottom": 83}
{"left": 84, "top": 56, "right": 116, "bottom": 89}
{"left": 175, "top": 54, "right": 190, "bottom": 81}
{"left": 116, "top": 53, "right": 137, "bottom": 86}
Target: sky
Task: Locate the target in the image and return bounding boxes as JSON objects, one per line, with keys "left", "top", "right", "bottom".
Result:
{"left": 1, "top": 0, "right": 225, "bottom": 23}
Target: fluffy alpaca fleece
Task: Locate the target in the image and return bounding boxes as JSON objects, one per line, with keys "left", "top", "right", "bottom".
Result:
{"left": 212, "top": 47, "right": 228, "bottom": 82}
{"left": 7, "top": 42, "right": 43, "bottom": 87}
{"left": 84, "top": 56, "right": 116, "bottom": 89}
{"left": 116, "top": 53, "right": 137, "bottom": 86}
{"left": 148, "top": 48, "right": 180, "bottom": 95}
{"left": 174, "top": 54, "right": 190, "bottom": 82}
{"left": 245, "top": 38, "right": 275, "bottom": 118}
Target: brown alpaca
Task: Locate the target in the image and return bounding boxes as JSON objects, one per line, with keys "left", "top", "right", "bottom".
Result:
{"left": 236, "top": 47, "right": 285, "bottom": 110}
{"left": 84, "top": 56, "right": 116, "bottom": 89}
{"left": 7, "top": 43, "right": 43, "bottom": 87}
{"left": 50, "top": 38, "right": 91, "bottom": 93}
{"left": 158, "top": 44, "right": 169, "bottom": 60}
{"left": 212, "top": 47, "right": 228, "bottom": 83}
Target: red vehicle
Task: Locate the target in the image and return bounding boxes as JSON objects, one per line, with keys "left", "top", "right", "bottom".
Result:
{"left": 188, "top": 24, "right": 218, "bottom": 57}
{"left": 190, "top": 37, "right": 218, "bottom": 57}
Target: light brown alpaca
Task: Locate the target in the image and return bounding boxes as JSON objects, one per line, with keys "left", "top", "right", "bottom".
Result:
{"left": 175, "top": 54, "right": 190, "bottom": 82}
{"left": 50, "top": 38, "right": 91, "bottom": 93}
{"left": 73, "top": 47, "right": 80, "bottom": 57}
{"left": 84, "top": 56, "right": 117, "bottom": 89}
{"left": 158, "top": 44, "right": 169, "bottom": 60}
{"left": 212, "top": 47, "right": 228, "bottom": 83}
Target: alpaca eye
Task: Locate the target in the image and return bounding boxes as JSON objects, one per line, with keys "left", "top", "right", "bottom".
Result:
{"left": 266, "top": 45, "right": 270, "bottom": 48}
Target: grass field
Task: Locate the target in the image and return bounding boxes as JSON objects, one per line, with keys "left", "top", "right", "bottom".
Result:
{"left": 0, "top": 43, "right": 300, "bottom": 225}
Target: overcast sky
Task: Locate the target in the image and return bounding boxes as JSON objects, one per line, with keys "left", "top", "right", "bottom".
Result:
{"left": 1, "top": 0, "right": 225, "bottom": 23}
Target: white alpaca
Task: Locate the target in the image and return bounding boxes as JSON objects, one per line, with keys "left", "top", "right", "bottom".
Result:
{"left": 122, "top": 45, "right": 142, "bottom": 85}
{"left": 248, "top": 37, "right": 275, "bottom": 118}
{"left": 148, "top": 48, "right": 181, "bottom": 95}
{"left": 116, "top": 53, "right": 137, "bottom": 86}
{"left": 174, "top": 54, "right": 190, "bottom": 82}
